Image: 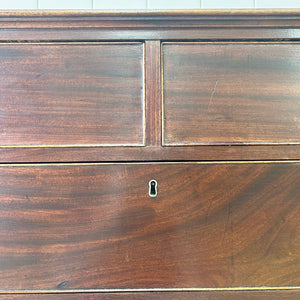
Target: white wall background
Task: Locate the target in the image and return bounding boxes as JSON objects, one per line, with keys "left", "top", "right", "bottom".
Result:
{"left": 0, "top": 0, "right": 299, "bottom": 9}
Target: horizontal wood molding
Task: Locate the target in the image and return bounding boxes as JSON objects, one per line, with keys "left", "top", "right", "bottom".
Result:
{"left": 0, "top": 11, "right": 298, "bottom": 41}
{"left": 1, "top": 288, "right": 300, "bottom": 299}
{"left": 0, "top": 145, "right": 300, "bottom": 163}
{"left": 0, "top": 10, "right": 299, "bottom": 28}
{"left": 0, "top": 29, "right": 299, "bottom": 41}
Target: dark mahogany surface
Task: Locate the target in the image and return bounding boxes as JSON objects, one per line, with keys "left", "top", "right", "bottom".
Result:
{"left": 0, "top": 10, "right": 299, "bottom": 299}
{"left": 0, "top": 43, "right": 144, "bottom": 146}
{"left": 0, "top": 162, "right": 299, "bottom": 290}
{"left": 0, "top": 10, "right": 299, "bottom": 41}
{"left": 163, "top": 42, "right": 300, "bottom": 146}
{"left": 1, "top": 145, "right": 300, "bottom": 163}
{"left": 0, "top": 12, "right": 299, "bottom": 161}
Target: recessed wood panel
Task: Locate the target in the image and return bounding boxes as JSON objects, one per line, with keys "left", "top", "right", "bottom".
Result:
{"left": 163, "top": 43, "right": 300, "bottom": 145}
{"left": 0, "top": 162, "right": 299, "bottom": 290}
{"left": 0, "top": 43, "right": 144, "bottom": 147}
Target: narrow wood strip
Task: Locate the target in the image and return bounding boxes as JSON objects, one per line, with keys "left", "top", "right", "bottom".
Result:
{"left": 0, "top": 145, "right": 300, "bottom": 163}
{"left": 1, "top": 286, "right": 300, "bottom": 293}
{"left": 145, "top": 40, "right": 162, "bottom": 146}
{"left": 0, "top": 9, "right": 299, "bottom": 17}
{"left": 0, "top": 28, "right": 299, "bottom": 42}
{"left": 1, "top": 290, "right": 300, "bottom": 299}
{"left": 0, "top": 10, "right": 299, "bottom": 29}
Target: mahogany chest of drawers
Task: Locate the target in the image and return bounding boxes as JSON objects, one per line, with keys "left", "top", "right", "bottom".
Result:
{"left": 0, "top": 10, "right": 299, "bottom": 299}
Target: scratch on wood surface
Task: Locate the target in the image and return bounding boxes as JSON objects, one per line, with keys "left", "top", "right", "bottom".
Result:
{"left": 207, "top": 80, "right": 219, "bottom": 109}
{"left": 56, "top": 281, "right": 69, "bottom": 289}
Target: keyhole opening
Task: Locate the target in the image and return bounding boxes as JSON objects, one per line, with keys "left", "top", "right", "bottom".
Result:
{"left": 149, "top": 180, "right": 158, "bottom": 198}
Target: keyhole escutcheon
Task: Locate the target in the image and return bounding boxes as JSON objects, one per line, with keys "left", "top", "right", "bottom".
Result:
{"left": 148, "top": 179, "right": 158, "bottom": 198}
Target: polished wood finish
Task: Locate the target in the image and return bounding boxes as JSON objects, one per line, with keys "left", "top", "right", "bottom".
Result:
{"left": 163, "top": 42, "right": 300, "bottom": 146}
{"left": 0, "top": 10, "right": 299, "bottom": 299}
{"left": 0, "top": 11, "right": 298, "bottom": 161}
{"left": 1, "top": 290, "right": 300, "bottom": 299}
{"left": 1, "top": 145, "right": 300, "bottom": 163}
{"left": 0, "top": 290, "right": 300, "bottom": 300}
{"left": 145, "top": 41, "right": 162, "bottom": 147}
{"left": 0, "top": 10, "right": 299, "bottom": 42}
{"left": 0, "top": 162, "right": 299, "bottom": 289}
{"left": 0, "top": 43, "right": 144, "bottom": 147}
{"left": 0, "top": 10, "right": 299, "bottom": 28}
{"left": 0, "top": 28, "right": 299, "bottom": 42}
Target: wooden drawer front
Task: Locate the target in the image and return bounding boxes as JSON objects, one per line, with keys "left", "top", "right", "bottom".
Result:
{"left": 0, "top": 162, "right": 299, "bottom": 290}
{"left": 0, "top": 43, "right": 144, "bottom": 147}
{"left": 162, "top": 43, "right": 300, "bottom": 146}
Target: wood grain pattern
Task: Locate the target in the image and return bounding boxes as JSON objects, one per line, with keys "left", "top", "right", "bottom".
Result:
{"left": 1, "top": 145, "right": 300, "bottom": 163}
{"left": 145, "top": 40, "right": 162, "bottom": 146}
{"left": 1, "top": 290, "right": 300, "bottom": 299}
{"left": 0, "top": 10, "right": 299, "bottom": 29}
{"left": 0, "top": 162, "right": 299, "bottom": 290}
{"left": 0, "top": 43, "right": 144, "bottom": 146}
{"left": 0, "top": 11, "right": 299, "bottom": 42}
{"left": 0, "top": 11, "right": 299, "bottom": 299}
{"left": 0, "top": 28, "right": 299, "bottom": 42}
{"left": 163, "top": 43, "right": 300, "bottom": 145}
